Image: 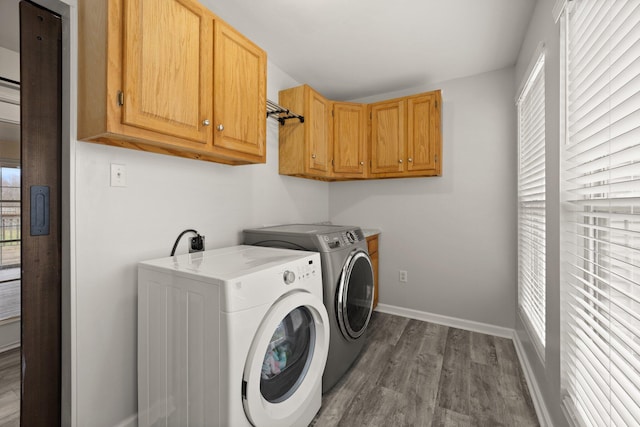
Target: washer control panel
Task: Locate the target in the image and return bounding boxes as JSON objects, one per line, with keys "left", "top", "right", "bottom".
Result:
{"left": 319, "top": 228, "right": 364, "bottom": 251}
{"left": 282, "top": 257, "right": 318, "bottom": 285}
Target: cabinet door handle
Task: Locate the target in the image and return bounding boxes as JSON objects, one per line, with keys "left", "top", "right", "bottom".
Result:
{"left": 217, "top": 124, "right": 224, "bottom": 131}
{"left": 202, "top": 119, "right": 210, "bottom": 126}
{"left": 408, "top": 158, "right": 413, "bottom": 162}
{"left": 311, "top": 154, "right": 317, "bottom": 159}
{"left": 399, "top": 159, "right": 403, "bottom": 163}
{"left": 360, "top": 161, "right": 364, "bottom": 165}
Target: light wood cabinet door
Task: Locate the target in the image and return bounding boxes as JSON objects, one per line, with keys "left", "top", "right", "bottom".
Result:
{"left": 370, "top": 99, "right": 405, "bottom": 175}
{"left": 122, "top": 0, "right": 212, "bottom": 146}
{"left": 333, "top": 102, "right": 367, "bottom": 177}
{"left": 213, "top": 20, "right": 266, "bottom": 160}
{"left": 407, "top": 92, "right": 441, "bottom": 174}
{"left": 306, "top": 88, "right": 332, "bottom": 174}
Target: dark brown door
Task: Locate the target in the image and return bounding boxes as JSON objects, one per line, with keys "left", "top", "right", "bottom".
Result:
{"left": 20, "top": 1, "right": 62, "bottom": 425}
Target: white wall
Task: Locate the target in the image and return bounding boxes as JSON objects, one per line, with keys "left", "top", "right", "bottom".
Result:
{"left": 329, "top": 67, "right": 517, "bottom": 329}
{"left": 514, "top": 0, "right": 568, "bottom": 426}
{"left": 73, "top": 62, "right": 329, "bottom": 426}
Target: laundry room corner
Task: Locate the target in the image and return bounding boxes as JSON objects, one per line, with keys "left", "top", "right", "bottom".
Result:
{"left": 329, "top": 67, "right": 518, "bottom": 331}
{"left": 72, "top": 60, "right": 330, "bottom": 426}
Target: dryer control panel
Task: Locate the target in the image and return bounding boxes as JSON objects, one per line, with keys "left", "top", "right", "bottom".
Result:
{"left": 318, "top": 228, "right": 364, "bottom": 251}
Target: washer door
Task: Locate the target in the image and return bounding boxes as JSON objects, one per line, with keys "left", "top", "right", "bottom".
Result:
{"left": 337, "top": 249, "right": 374, "bottom": 340}
{"left": 242, "top": 292, "right": 329, "bottom": 427}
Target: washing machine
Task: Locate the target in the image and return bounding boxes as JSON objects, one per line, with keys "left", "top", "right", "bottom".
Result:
{"left": 137, "top": 245, "right": 330, "bottom": 427}
{"left": 243, "top": 224, "right": 374, "bottom": 393}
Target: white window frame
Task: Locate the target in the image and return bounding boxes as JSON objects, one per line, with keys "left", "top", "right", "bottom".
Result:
{"left": 559, "top": 0, "right": 640, "bottom": 426}
{"left": 517, "top": 43, "right": 547, "bottom": 360}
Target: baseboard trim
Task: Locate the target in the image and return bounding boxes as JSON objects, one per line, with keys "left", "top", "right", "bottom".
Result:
{"left": 374, "top": 303, "right": 513, "bottom": 339}
{"left": 512, "top": 332, "right": 554, "bottom": 427}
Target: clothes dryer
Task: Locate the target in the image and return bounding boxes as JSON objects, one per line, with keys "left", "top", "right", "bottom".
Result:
{"left": 243, "top": 224, "right": 374, "bottom": 393}
{"left": 138, "top": 245, "right": 329, "bottom": 427}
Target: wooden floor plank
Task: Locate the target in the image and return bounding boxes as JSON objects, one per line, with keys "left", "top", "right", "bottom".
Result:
{"left": 432, "top": 406, "right": 471, "bottom": 427}
{"left": 469, "top": 361, "right": 510, "bottom": 426}
{"left": 0, "top": 349, "right": 19, "bottom": 426}
{"left": 470, "top": 332, "right": 498, "bottom": 367}
{"left": 435, "top": 328, "right": 471, "bottom": 416}
{"left": 365, "top": 312, "right": 410, "bottom": 346}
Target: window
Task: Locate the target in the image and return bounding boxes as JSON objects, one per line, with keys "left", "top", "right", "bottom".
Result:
{"left": 560, "top": 0, "right": 640, "bottom": 425}
{"left": 517, "top": 46, "right": 547, "bottom": 355}
{"left": 0, "top": 164, "right": 20, "bottom": 321}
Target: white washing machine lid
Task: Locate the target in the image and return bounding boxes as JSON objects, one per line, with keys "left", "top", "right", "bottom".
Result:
{"left": 242, "top": 291, "right": 329, "bottom": 427}
{"left": 138, "top": 245, "right": 317, "bottom": 281}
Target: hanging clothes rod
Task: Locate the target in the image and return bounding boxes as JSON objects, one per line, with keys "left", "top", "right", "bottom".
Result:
{"left": 266, "top": 99, "right": 304, "bottom": 126}
{"left": 0, "top": 76, "right": 20, "bottom": 86}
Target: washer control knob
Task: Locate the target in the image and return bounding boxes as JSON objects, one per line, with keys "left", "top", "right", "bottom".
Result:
{"left": 283, "top": 270, "right": 296, "bottom": 285}
{"left": 346, "top": 231, "right": 357, "bottom": 243}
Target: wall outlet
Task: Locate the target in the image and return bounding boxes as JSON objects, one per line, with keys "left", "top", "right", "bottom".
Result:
{"left": 110, "top": 163, "right": 126, "bottom": 187}
{"left": 399, "top": 270, "right": 408, "bottom": 283}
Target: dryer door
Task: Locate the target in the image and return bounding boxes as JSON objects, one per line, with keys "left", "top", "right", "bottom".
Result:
{"left": 337, "top": 249, "right": 374, "bottom": 340}
{"left": 242, "top": 291, "right": 329, "bottom": 427}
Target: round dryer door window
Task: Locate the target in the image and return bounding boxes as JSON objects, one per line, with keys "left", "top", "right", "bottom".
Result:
{"left": 260, "top": 306, "right": 314, "bottom": 403}
{"left": 337, "top": 249, "right": 374, "bottom": 340}
{"left": 243, "top": 292, "right": 329, "bottom": 427}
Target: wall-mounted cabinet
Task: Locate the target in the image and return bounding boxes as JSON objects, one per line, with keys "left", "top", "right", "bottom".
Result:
{"left": 78, "top": 0, "right": 266, "bottom": 165}
{"left": 333, "top": 102, "right": 368, "bottom": 179}
{"left": 278, "top": 85, "right": 441, "bottom": 180}
{"left": 370, "top": 91, "right": 442, "bottom": 178}
{"left": 279, "top": 85, "right": 333, "bottom": 178}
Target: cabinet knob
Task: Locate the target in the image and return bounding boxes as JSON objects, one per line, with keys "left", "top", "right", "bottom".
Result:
{"left": 360, "top": 161, "right": 364, "bottom": 165}
{"left": 202, "top": 119, "right": 210, "bottom": 126}
{"left": 217, "top": 124, "right": 224, "bottom": 131}
{"left": 312, "top": 154, "right": 317, "bottom": 159}
{"left": 408, "top": 158, "right": 413, "bottom": 162}
{"left": 399, "top": 159, "right": 403, "bottom": 164}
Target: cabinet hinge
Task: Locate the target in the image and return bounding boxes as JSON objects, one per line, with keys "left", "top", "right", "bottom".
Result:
{"left": 117, "top": 91, "right": 124, "bottom": 106}
{"left": 435, "top": 100, "right": 438, "bottom": 109}
{"left": 331, "top": 159, "right": 334, "bottom": 166}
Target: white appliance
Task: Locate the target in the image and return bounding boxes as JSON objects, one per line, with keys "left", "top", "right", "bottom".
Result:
{"left": 244, "top": 224, "right": 374, "bottom": 393}
{"left": 138, "top": 245, "right": 329, "bottom": 427}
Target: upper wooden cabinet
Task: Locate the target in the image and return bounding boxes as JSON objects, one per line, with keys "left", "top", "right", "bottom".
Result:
{"left": 278, "top": 85, "right": 441, "bottom": 180}
{"left": 213, "top": 20, "right": 266, "bottom": 158}
{"left": 78, "top": 0, "right": 266, "bottom": 165}
{"left": 369, "top": 90, "right": 442, "bottom": 178}
{"left": 121, "top": 0, "right": 212, "bottom": 147}
{"left": 333, "top": 102, "right": 367, "bottom": 178}
{"left": 279, "top": 85, "right": 333, "bottom": 178}
{"left": 370, "top": 99, "right": 405, "bottom": 175}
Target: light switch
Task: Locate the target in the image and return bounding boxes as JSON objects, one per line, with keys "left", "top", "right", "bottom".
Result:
{"left": 110, "top": 163, "right": 127, "bottom": 187}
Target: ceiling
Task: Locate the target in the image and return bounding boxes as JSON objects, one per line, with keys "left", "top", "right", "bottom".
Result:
{"left": 205, "top": 0, "right": 537, "bottom": 100}
{"left": 0, "top": 0, "right": 536, "bottom": 100}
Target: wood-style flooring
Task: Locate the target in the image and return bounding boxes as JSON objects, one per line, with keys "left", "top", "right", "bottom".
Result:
{"left": 0, "top": 313, "right": 538, "bottom": 427}
{"left": 0, "top": 347, "right": 19, "bottom": 427}
{"left": 312, "top": 312, "right": 539, "bottom": 427}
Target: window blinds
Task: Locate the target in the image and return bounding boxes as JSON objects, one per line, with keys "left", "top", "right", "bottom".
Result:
{"left": 518, "top": 52, "right": 546, "bottom": 353}
{"left": 561, "top": 0, "right": 640, "bottom": 426}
